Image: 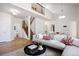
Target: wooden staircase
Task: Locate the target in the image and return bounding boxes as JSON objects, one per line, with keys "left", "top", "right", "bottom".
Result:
{"left": 22, "top": 16, "right": 35, "bottom": 39}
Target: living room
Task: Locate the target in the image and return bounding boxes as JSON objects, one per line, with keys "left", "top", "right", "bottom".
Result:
{"left": 0, "top": 3, "right": 79, "bottom": 56}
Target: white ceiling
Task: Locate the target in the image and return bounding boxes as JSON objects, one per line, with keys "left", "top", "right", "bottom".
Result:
{"left": 43, "top": 3, "right": 79, "bottom": 12}
{"left": 0, "top": 3, "right": 52, "bottom": 20}
{"left": 44, "top": 3, "right": 79, "bottom": 6}
{"left": 0, "top": 3, "right": 31, "bottom": 19}
{"left": 0, "top": 3, "right": 79, "bottom": 21}
{"left": 43, "top": 3, "right": 79, "bottom": 20}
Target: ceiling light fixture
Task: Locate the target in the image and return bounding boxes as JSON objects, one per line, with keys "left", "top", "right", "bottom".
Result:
{"left": 10, "top": 9, "right": 20, "bottom": 15}
{"left": 58, "top": 4, "right": 66, "bottom": 19}
{"left": 59, "top": 15, "right": 66, "bottom": 19}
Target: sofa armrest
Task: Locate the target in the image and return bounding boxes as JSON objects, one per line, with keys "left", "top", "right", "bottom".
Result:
{"left": 73, "top": 39, "right": 79, "bottom": 47}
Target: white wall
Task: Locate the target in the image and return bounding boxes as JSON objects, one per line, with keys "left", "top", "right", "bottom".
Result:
{"left": 70, "top": 21, "right": 77, "bottom": 37}
{"left": 11, "top": 16, "right": 28, "bottom": 39}
{"left": 0, "top": 12, "right": 12, "bottom": 42}
{"left": 12, "top": 3, "right": 31, "bottom": 11}
{"left": 0, "top": 11, "right": 29, "bottom": 42}
{"left": 46, "top": 19, "right": 71, "bottom": 35}
{"left": 77, "top": 20, "right": 79, "bottom": 36}
{"left": 11, "top": 16, "right": 22, "bottom": 40}
{"left": 45, "top": 8, "right": 56, "bottom": 20}
{"left": 76, "top": 5, "right": 79, "bottom": 37}
{"left": 43, "top": 4, "right": 78, "bottom": 37}
{"left": 46, "top": 19, "right": 78, "bottom": 37}
{"left": 31, "top": 18, "right": 36, "bottom": 34}
{"left": 35, "top": 18, "right": 45, "bottom": 34}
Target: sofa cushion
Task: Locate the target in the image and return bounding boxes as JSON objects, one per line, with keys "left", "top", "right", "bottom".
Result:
{"left": 53, "top": 34, "right": 67, "bottom": 42}
{"left": 43, "top": 35, "right": 51, "bottom": 40}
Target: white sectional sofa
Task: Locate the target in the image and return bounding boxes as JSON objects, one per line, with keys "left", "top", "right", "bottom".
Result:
{"left": 33, "top": 34, "right": 79, "bottom": 56}
{"left": 33, "top": 34, "right": 67, "bottom": 50}
{"left": 33, "top": 38, "right": 65, "bottom": 50}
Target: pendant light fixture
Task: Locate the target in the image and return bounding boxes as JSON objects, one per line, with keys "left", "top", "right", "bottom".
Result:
{"left": 58, "top": 4, "right": 66, "bottom": 19}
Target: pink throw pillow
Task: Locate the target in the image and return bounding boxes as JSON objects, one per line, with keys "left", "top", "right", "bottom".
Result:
{"left": 43, "top": 35, "right": 51, "bottom": 40}
{"left": 61, "top": 37, "right": 74, "bottom": 45}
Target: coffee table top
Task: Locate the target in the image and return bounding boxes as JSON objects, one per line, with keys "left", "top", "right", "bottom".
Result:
{"left": 24, "top": 44, "right": 46, "bottom": 56}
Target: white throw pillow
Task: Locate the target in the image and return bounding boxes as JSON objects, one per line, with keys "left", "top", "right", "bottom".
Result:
{"left": 53, "top": 34, "right": 67, "bottom": 41}
{"left": 72, "top": 37, "right": 79, "bottom": 47}
{"left": 36, "top": 34, "right": 43, "bottom": 39}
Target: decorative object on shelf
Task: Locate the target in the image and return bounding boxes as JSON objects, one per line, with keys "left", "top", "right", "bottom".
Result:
{"left": 31, "top": 3, "right": 45, "bottom": 15}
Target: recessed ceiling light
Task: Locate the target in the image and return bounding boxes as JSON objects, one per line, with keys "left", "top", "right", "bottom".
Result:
{"left": 10, "top": 9, "right": 20, "bottom": 15}
{"left": 58, "top": 15, "right": 66, "bottom": 19}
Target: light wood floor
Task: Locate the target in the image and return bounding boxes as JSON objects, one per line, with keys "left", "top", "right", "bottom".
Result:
{"left": 0, "top": 38, "right": 32, "bottom": 55}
